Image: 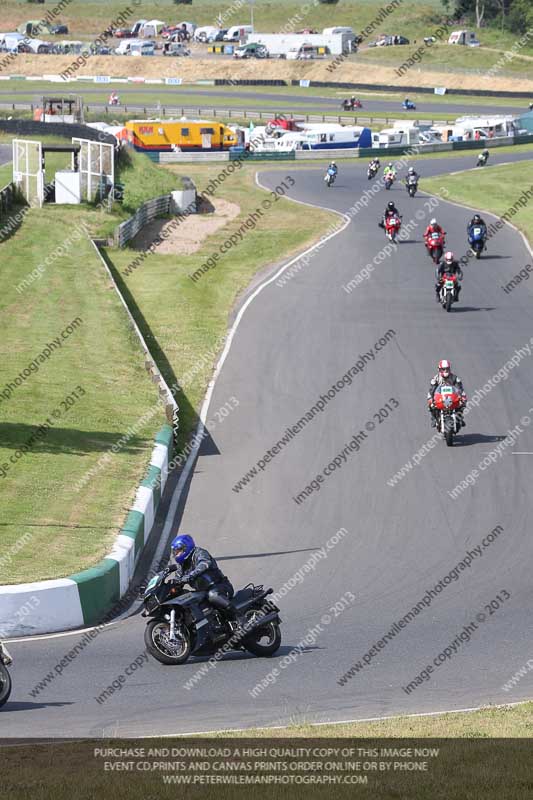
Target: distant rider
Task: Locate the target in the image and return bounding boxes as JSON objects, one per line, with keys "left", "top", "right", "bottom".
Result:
{"left": 477, "top": 148, "right": 489, "bottom": 166}
{"left": 384, "top": 162, "right": 397, "bottom": 181}
{"left": 169, "top": 534, "right": 235, "bottom": 618}
{"left": 328, "top": 161, "right": 338, "bottom": 176}
{"left": 435, "top": 250, "right": 463, "bottom": 302}
{"left": 427, "top": 359, "right": 467, "bottom": 428}
{"left": 405, "top": 166, "right": 419, "bottom": 184}
{"left": 369, "top": 157, "right": 380, "bottom": 173}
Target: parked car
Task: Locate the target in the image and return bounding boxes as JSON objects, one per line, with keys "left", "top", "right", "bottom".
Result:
{"left": 211, "top": 29, "right": 228, "bottom": 42}
{"left": 50, "top": 24, "right": 68, "bottom": 35}
{"left": 234, "top": 42, "right": 268, "bottom": 59}
{"left": 163, "top": 41, "right": 190, "bottom": 56}
{"left": 114, "top": 28, "right": 134, "bottom": 38}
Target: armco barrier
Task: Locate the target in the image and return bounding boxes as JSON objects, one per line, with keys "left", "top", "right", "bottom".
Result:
{"left": 0, "top": 118, "right": 117, "bottom": 146}
{"left": 0, "top": 425, "right": 173, "bottom": 635}
{"left": 229, "top": 150, "right": 295, "bottom": 161}
{"left": 113, "top": 194, "right": 171, "bottom": 247}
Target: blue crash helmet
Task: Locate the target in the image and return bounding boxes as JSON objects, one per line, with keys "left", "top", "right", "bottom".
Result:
{"left": 171, "top": 534, "right": 195, "bottom": 563}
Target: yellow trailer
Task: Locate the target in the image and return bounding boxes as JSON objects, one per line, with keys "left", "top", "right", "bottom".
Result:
{"left": 121, "top": 119, "right": 238, "bottom": 152}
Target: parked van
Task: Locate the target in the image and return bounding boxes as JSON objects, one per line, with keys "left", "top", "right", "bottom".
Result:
{"left": 163, "top": 41, "right": 190, "bottom": 57}
{"left": 448, "top": 30, "right": 480, "bottom": 46}
{"left": 223, "top": 25, "right": 253, "bottom": 42}
{"left": 194, "top": 25, "right": 218, "bottom": 42}
{"left": 115, "top": 38, "right": 154, "bottom": 56}
{"left": 123, "top": 119, "right": 239, "bottom": 152}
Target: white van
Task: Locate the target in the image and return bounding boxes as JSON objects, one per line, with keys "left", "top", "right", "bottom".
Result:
{"left": 194, "top": 25, "right": 218, "bottom": 42}
{"left": 223, "top": 25, "right": 253, "bottom": 42}
{"left": 130, "top": 20, "right": 147, "bottom": 37}
{"left": 115, "top": 38, "right": 154, "bottom": 56}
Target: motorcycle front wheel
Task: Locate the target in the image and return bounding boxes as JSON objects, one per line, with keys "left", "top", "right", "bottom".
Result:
{"left": 243, "top": 609, "right": 281, "bottom": 657}
{"left": 0, "top": 663, "right": 12, "bottom": 708}
{"left": 144, "top": 619, "right": 191, "bottom": 665}
{"left": 445, "top": 293, "right": 453, "bottom": 312}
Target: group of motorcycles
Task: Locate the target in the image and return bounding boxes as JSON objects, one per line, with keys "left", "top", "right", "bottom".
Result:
{"left": 370, "top": 162, "right": 488, "bottom": 314}
{"left": 341, "top": 97, "right": 416, "bottom": 111}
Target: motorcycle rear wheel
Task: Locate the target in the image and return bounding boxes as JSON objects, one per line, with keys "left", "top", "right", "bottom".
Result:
{"left": 0, "top": 663, "right": 12, "bottom": 708}
{"left": 144, "top": 619, "right": 191, "bottom": 665}
{"left": 243, "top": 609, "right": 281, "bottom": 657}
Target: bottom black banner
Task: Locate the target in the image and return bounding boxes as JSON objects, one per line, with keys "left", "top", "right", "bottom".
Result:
{"left": 2, "top": 737, "right": 532, "bottom": 799}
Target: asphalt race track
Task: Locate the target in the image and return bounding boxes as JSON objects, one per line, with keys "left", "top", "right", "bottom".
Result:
{"left": 1, "top": 86, "right": 529, "bottom": 117}
{"left": 0, "top": 145, "right": 11, "bottom": 166}
{"left": 4, "top": 150, "right": 533, "bottom": 736}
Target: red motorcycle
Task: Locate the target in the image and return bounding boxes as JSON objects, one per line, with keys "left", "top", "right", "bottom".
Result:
{"left": 341, "top": 99, "right": 362, "bottom": 110}
{"left": 384, "top": 214, "right": 402, "bottom": 243}
{"left": 432, "top": 385, "right": 464, "bottom": 446}
{"left": 438, "top": 272, "right": 459, "bottom": 312}
{"left": 424, "top": 230, "right": 446, "bottom": 264}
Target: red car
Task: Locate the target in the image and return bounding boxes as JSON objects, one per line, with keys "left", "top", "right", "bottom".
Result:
{"left": 114, "top": 28, "right": 134, "bottom": 38}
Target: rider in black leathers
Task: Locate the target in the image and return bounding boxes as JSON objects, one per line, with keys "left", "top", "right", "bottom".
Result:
{"left": 170, "top": 535, "right": 235, "bottom": 615}
{"left": 379, "top": 200, "right": 400, "bottom": 228}
{"left": 435, "top": 251, "right": 463, "bottom": 302}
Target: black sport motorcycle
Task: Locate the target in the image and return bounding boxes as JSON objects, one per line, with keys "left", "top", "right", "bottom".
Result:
{"left": 141, "top": 565, "right": 282, "bottom": 665}
{"left": 0, "top": 643, "right": 12, "bottom": 708}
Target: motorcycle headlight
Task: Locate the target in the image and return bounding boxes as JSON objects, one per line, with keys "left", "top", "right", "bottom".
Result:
{"left": 145, "top": 595, "right": 159, "bottom": 614}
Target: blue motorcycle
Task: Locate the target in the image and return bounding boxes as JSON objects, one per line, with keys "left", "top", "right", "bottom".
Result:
{"left": 402, "top": 99, "right": 416, "bottom": 110}
{"left": 468, "top": 224, "right": 486, "bottom": 259}
{"left": 324, "top": 167, "right": 337, "bottom": 188}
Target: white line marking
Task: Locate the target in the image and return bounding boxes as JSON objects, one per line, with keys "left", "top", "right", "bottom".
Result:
{"left": 129, "top": 700, "right": 529, "bottom": 738}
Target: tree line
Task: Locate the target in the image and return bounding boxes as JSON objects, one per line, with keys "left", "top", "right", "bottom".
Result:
{"left": 442, "top": 0, "right": 533, "bottom": 35}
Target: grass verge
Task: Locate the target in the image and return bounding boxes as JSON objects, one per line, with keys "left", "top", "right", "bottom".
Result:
{"left": 422, "top": 159, "right": 533, "bottom": 245}
{"left": 0, "top": 138, "right": 186, "bottom": 583}
{"left": 204, "top": 701, "right": 533, "bottom": 737}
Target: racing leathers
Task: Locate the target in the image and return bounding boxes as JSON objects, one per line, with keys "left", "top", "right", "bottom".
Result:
{"left": 427, "top": 373, "right": 467, "bottom": 428}
{"left": 435, "top": 258, "right": 463, "bottom": 301}
{"left": 172, "top": 546, "right": 235, "bottom": 616}
{"left": 424, "top": 222, "right": 445, "bottom": 241}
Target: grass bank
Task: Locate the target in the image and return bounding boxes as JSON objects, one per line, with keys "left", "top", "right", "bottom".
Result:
{"left": 422, "top": 159, "right": 533, "bottom": 245}
{"left": 0, "top": 138, "right": 182, "bottom": 583}
{"left": 206, "top": 700, "right": 533, "bottom": 737}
